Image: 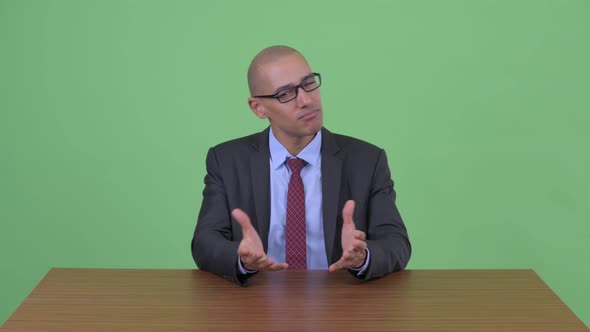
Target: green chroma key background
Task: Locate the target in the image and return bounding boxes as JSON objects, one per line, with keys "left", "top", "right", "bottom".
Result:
{"left": 1, "top": 0, "right": 588, "bottom": 326}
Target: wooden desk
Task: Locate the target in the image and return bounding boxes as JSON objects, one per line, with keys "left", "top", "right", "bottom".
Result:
{"left": 1, "top": 269, "right": 587, "bottom": 331}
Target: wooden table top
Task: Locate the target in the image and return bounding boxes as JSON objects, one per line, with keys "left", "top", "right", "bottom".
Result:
{"left": 1, "top": 268, "right": 587, "bottom": 331}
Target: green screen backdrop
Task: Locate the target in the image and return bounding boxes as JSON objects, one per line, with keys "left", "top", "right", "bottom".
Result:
{"left": 1, "top": 0, "right": 588, "bottom": 326}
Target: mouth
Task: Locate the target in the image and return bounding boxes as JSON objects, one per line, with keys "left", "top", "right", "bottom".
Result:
{"left": 298, "top": 109, "right": 321, "bottom": 121}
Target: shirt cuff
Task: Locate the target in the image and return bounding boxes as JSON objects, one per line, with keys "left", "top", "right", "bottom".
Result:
{"left": 237, "top": 255, "right": 258, "bottom": 274}
{"left": 349, "top": 248, "right": 371, "bottom": 276}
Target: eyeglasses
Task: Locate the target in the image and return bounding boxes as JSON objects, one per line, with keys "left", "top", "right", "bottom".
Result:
{"left": 252, "top": 73, "right": 321, "bottom": 103}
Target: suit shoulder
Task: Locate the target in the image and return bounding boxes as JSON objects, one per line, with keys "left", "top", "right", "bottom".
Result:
{"left": 209, "top": 131, "right": 262, "bottom": 155}
{"left": 331, "top": 132, "right": 383, "bottom": 155}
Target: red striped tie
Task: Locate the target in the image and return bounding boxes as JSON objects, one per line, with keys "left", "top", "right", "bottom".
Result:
{"left": 286, "top": 158, "right": 306, "bottom": 270}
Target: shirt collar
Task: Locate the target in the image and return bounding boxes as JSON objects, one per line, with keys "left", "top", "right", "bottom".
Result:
{"left": 269, "top": 128, "right": 322, "bottom": 170}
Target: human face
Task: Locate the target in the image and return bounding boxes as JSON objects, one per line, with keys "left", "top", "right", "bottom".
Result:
{"left": 249, "top": 53, "right": 323, "bottom": 143}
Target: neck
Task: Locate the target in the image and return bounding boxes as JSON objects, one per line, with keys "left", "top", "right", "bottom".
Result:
{"left": 272, "top": 130, "right": 317, "bottom": 156}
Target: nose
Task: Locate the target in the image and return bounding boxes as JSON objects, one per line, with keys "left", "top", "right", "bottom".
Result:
{"left": 296, "top": 86, "right": 313, "bottom": 106}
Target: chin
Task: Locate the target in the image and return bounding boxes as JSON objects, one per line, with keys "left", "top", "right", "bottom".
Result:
{"left": 307, "top": 124, "right": 323, "bottom": 136}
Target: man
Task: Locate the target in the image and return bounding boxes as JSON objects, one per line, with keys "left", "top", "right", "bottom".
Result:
{"left": 191, "top": 46, "right": 411, "bottom": 285}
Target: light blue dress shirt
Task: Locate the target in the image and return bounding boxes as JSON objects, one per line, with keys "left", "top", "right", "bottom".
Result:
{"left": 267, "top": 128, "right": 328, "bottom": 269}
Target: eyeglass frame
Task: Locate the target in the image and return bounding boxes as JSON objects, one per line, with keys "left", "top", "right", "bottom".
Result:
{"left": 251, "top": 72, "right": 322, "bottom": 104}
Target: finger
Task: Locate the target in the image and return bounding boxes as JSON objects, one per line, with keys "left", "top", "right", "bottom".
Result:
{"left": 342, "top": 200, "right": 355, "bottom": 226}
{"left": 237, "top": 246, "right": 250, "bottom": 257}
{"left": 353, "top": 230, "right": 366, "bottom": 241}
{"left": 264, "top": 262, "right": 289, "bottom": 272}
{"left": 245, "top": 255, "right": 286, "bottom": 272}
{"left": 342, "top": 250, "right": 350, "bottom": 259}
{"left": 343, "top": 247, "right": 364, "bottom": 260}
{"left": 352, "top": 239, "right": 367, "bottom": 252}
{"left": 253, "top": 257, "right": 273, "bottom": 270}
{"left": 240, "top": 252, "right": 263, "bottom": 266}
{"left": 329, "top": 259, "right": 345, "bottom": 272}
{"left": 232, "top": 209, "right": 253, "bottom": 233}
{"left": 348, "top": 250, "right": 367, "bottom": 268}
{"left": 253, "top": 254, "right": 272, "bottom": 267}
{"left": 334, "top": 253, "right": 364, "bottom": 271}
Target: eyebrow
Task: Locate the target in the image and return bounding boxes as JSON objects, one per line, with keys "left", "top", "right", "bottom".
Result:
{"left": 272, "top": 73, "right": 315, "bottom": 94}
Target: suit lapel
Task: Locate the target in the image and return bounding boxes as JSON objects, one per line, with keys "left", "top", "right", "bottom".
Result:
{"left": 250, "top": 128, "right": 271, "bottom": 251}
{"left": 321, "top": 128, "right": 342, "bottom": 264}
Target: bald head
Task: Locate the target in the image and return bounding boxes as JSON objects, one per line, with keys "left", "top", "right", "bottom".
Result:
{"left": 247, "top": 45, "right": 304, "bottom": 95}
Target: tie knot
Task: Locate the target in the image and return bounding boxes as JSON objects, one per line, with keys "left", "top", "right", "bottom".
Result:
{"left": 286, "top": 157, "right": 305, "bottom": 175}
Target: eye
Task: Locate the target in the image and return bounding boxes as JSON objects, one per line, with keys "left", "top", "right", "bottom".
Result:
{"left": 277, "top": 87, "right": 296, "bottom": 97}
{"left": 276, "top": 90, "right": 291, "bottom": 98}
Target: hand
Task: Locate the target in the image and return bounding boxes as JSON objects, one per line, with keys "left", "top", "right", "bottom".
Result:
{"left": 232, "top": 208, "right": 288, "bottom": 272}
{"left": 329, "top": 200, "right": 368, "bottom": 271}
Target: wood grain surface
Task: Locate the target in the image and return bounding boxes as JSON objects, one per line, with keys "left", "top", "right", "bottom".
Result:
{"left": 2, "top": 268, "right": 587, "bottom": 331}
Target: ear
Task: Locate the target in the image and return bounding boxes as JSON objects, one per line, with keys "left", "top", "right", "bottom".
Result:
{"left": 248, "top": 97, "right": 268, "bottom": 119}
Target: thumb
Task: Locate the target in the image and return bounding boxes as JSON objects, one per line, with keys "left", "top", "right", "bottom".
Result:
{"left": 342, "top": 200, "right": 355, "bottom": 226}
{"left": 232, "top": 208, "right": 253, "bottom": 234}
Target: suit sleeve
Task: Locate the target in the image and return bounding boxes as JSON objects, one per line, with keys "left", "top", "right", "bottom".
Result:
{"left": 191, "top": 148, "right": 255, "bottom": 285}
{"left": 360, "top": 149, "right": 412, "bottom": 280}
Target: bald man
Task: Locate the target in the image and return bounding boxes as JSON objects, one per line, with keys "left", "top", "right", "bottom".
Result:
{"left": 191, "top": 46, "right": 411, "bottom": 285}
